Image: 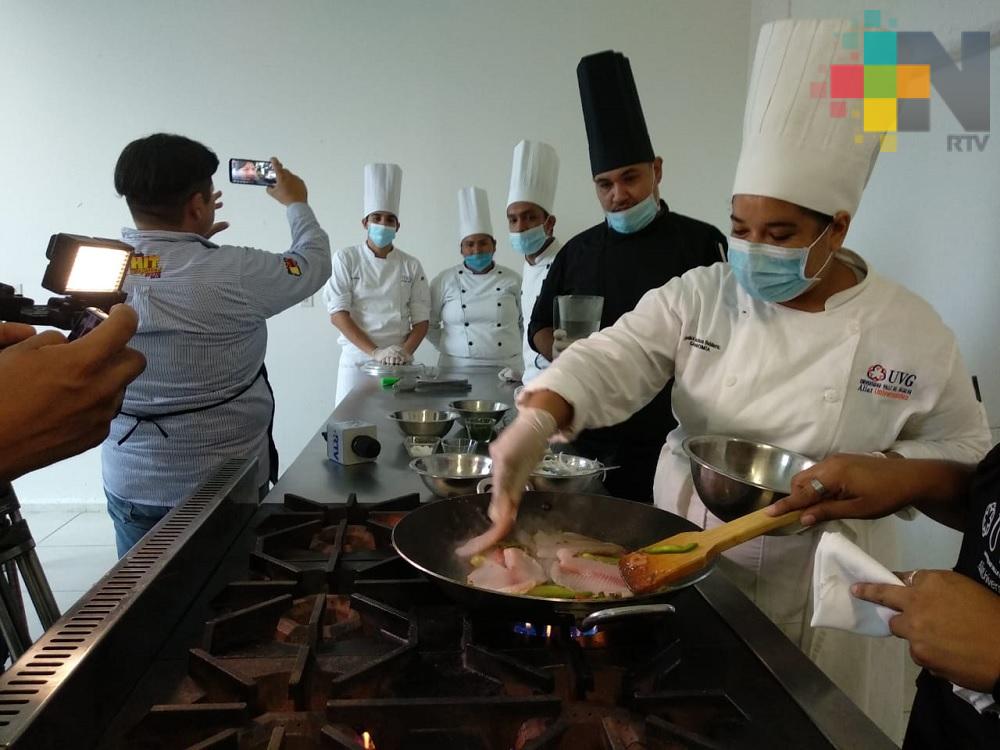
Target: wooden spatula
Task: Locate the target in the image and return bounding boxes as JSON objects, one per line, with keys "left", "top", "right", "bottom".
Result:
{"left": 619, "top": 508, "right": 802, "bottom": 594}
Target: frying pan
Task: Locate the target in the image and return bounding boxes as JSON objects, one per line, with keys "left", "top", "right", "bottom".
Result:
{"left": 391, "top": 491, "right": 716, "bottom": 625}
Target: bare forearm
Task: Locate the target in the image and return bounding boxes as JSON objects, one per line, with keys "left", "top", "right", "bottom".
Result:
{"left": 330, "top": 312, "right": 376, "bottom": 355}
{"left": 519, "top": 389, "right": 574, "bottom": 431}
{"left": 402, "top": 321, "right": 429, "bottom": 354}
{"left": 533, "top": 327, "right": 554, "bottom": 361}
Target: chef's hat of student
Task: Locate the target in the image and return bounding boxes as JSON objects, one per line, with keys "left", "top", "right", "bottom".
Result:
{"left": 457, "top": 186, "right": 493, "bottom": 241}
{"left": 506, "top": 140, "right": 559, "bottom": 214}
{"left": 732, "top": 19, "right": 882, "bottom": 217}
{"left": 363, "top": 163, "right": 402, "bottom": 218}
{"left": 577, "top": 50, "right": 654, "bottom": 177}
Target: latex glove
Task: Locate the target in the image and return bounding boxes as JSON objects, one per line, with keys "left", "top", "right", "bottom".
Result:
{"left": 371, "top": 347, "right": 405, "bottom": 366}
{"left": 455, "top": 407, "right": 556, "bottom": 557}
{"left": 551, "top": 329, "right": 570, "bottom": 360}
{"left": 388, "top": 344, "right": 413, "bottom": 364}
{"left": 498, "top": 367, "right": 522, "bottom": 383}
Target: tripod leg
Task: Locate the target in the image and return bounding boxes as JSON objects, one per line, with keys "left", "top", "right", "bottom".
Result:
{"left": 0, "top": 571, "right": 30, "bottom": 660}
{"left": 16, "top": 550, "right": 60, "bottom": 629}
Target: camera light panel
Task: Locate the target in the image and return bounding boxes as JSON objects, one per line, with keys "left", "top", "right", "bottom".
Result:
{"left": 64, "top": 245, "right": 131, "bottom": 293}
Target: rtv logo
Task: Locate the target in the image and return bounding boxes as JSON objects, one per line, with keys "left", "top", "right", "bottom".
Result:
{"left": 819, "top": 11, "right": 991, "bottom": 152}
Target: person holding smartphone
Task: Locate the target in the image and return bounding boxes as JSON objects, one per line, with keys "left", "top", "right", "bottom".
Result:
{"left": 103, "top": 134, "right": 331, "bottom": 556}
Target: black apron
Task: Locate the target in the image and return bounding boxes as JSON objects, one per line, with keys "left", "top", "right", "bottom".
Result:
{"left": 117, "top": 363, "right": 279, "bottom": 485}
{"left": 903, "top": 443, "right": 1000, "bottom": 749}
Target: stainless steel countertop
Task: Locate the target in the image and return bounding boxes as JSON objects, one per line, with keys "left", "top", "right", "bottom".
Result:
{"left": 264, "top": 368, "right": 896, "bottom": 750}
{"left": 267, "top": 368, "right": 519, "bottom": 503}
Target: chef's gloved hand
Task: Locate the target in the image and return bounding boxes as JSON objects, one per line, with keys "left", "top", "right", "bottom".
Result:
{"left": 498, "top": 367, "right": 522, "bottom": 383}
{"left": 371, "top": 346, "right": 405, "bottom": 366}
{"left": 455, "top": 407, "right": 556, "bottom": 557}
{"left": 388, "top": 344, "right": 413, "bottom": 364}
{"left": 551, "top": 329, "right": 570, "bottom": 360}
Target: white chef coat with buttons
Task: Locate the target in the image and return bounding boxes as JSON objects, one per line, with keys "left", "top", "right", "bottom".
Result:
{"left": 324, "top": 244, "right": 430, "bottom": 402}
{"left": 525, "top": 250, "right": 991, "bottom": 725}
{"left": 429, "top": 262, "right": 523, "bottom": 368}
{"left": 520, "top": 239, "right": 562, "bottom": 383}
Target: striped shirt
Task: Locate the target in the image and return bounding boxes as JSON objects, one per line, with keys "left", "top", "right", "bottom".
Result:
{"left": 101, "top": 203, "right": 331, "bottom": 507}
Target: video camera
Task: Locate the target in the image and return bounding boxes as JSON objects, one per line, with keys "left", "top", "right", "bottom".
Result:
{"left": 0, "top": 233, "right": 132, "bottom": 339}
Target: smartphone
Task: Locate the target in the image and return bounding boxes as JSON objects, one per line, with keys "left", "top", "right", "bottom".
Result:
{"left": 68, "top": 307, "right": 109, "bottom": 341}
{"left": 229, "top": 158, "right": 277, "bottom": 186}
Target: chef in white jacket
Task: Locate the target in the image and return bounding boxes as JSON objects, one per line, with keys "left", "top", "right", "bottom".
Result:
{"left": 325, "top": 163, "right": 430, "bottom": 404}
{"left": 429, "top": 187, "right": 523, "bottom": 370}
{"left": 478, "top": 20, "right": 992, "bottom": 737}
{"left": 504, "top": 140, "right": 561, "bottom": 383}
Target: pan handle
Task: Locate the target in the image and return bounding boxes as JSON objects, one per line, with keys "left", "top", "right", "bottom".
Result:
{"left": 580, "top": 603, "right": 676, "bottom": 630}
{"left": 475, "top": 478, "right": 534, "bottom": 494}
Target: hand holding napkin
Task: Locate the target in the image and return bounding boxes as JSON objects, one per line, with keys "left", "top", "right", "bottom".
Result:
{"left": 810, "top": 531, "right": 902, "bottom": 637}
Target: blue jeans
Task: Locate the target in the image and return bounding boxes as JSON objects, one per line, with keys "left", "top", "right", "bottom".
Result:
{"left": 105, "top": 489, "right": 172, "bottom": 558}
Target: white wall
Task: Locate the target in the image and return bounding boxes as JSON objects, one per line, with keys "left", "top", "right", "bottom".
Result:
{"left": 0, "top": 0, "right": 751, "bottom": 503}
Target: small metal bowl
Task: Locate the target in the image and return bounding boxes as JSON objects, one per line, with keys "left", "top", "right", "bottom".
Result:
{"left": 448, "top": 400, "right": 511, "bottom": 426}
{"left": 682, "top": 435, "right": 816, "bottom": 531}
{"left": 529, "top": 454, "right": 606, "bottom": 494}
{"left": 388, "top": 410, "right": 459, "bottom": 438}
{"left": 410, "top": 453, "right": 494, "bottom": 497}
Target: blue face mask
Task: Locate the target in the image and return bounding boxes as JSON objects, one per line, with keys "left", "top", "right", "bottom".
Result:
{"left": 727, "top": 225, "right": 833, "bottom": 303}
{"left": 509, "top": 224, "right": 548, "bottom": 256}
{"left": 606, "top": 193, "right": 658, "bottom": 234}
{"left": 367, "top": 222, "right": 396, "bottom": 248}
{"left": 464, "top": 252, "right": 494, "bottom": 273}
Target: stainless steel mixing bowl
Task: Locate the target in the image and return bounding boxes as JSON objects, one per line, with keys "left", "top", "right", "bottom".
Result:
{"left": 682, "top": 435, "right": 816, "bottom": 529}
{"left": 447, "top": 400, "right": 511, "bottom": 426}
{"left": 409, "top": 453, "right": 494, "bottom": 497}
{"left": 529, "top": 454, "right": 607, "bottom": 494}
{"left": 388, "top": 409, "right": 460, "bottom": 438}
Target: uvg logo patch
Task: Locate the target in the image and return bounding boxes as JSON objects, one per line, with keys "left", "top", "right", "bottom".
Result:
{"left": 858, "top": 363, "right": 917, "bottom": 401}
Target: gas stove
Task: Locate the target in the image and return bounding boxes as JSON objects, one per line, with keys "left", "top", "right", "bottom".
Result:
{"left": 111, "top": 493, "right": 840, "bottom": 749}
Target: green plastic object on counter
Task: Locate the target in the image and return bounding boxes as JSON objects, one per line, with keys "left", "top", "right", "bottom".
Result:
{"left": 381, "top": 377, "right": 401, "bottom": 388}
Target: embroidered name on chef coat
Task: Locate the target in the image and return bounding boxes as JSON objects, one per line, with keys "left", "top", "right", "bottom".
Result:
{"left": 857, "top": 363, "right": 917, "bottom": 401}
{"left": 683, "top": 335, "right": 721, "bottom": 352}
{"left": 129, "top": 253, "right": 162, "bottom": 279}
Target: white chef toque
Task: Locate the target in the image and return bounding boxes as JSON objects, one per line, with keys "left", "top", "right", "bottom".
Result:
{"left": 457, "top": 186, "right": 493, "bottom": 241}
{"left": 363, "top": 162, "right": 402, "bottom": 218}
{"left": 506, "top": 140, "right": 559, "bottom": 213}
{"left": 733, "top": 19, "right": 882, "bottom": 217}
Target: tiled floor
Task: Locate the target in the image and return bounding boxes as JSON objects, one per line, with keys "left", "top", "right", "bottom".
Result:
{"left": 17, "top": 508, "right": 118, "bottom": 641}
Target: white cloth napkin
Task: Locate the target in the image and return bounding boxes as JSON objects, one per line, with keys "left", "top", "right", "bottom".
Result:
{"left": 811, "top": 531, "right": 902, "bottom": 636}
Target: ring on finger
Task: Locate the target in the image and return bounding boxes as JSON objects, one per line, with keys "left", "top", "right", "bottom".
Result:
{"left": 904, "top": 570, "right": 920, "bottom": 587}
{"left": 810, "top": 478, "right": 830, "bottom": 498}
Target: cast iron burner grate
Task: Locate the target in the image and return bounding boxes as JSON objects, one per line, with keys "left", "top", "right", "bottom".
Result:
{"left": 122, "top": 493, "right": 753, "bottom": 749}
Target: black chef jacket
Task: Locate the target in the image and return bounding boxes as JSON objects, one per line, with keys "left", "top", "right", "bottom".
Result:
{"left": 527, "top": 201, "right": 725, "bottom": 501}
{"left": 903, "top": 442, "right": 1000, "bottom": 749}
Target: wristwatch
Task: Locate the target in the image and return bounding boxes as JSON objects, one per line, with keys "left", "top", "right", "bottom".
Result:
{"left": 992, "top": 674, "right": 1000, "bottom": 705}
